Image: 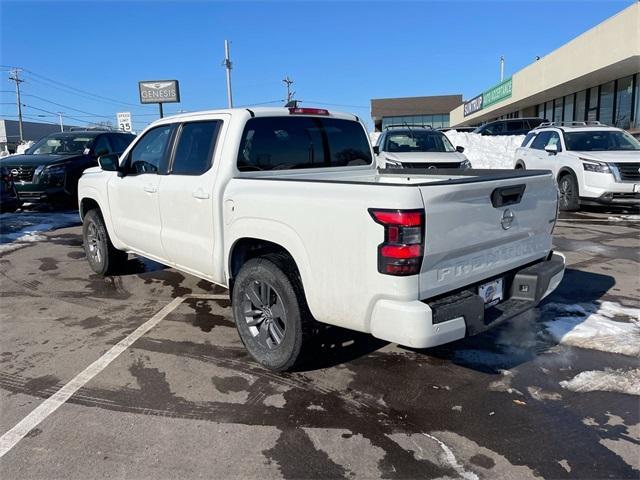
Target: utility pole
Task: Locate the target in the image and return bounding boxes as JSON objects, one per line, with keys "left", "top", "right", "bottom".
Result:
{"left": 224, "top": 40, "right": 233, "bottom": 108}
{"left": 8, "top": 68, "right": 24, "bottom": 142}
{"left": 283, "top": 76, "right": 295, "bottom": 104}
{"left": 499, "top": 55, "right": 505, "bottom": 82}
{"left": 57, "top": 112, "right": 64, "bottom": 132}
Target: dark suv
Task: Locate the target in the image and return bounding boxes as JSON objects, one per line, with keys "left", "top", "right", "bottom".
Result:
{"left": 0, "top": 130, "right": 135, "bottom": 208}
{"left": 473, "top": 118, "right": 547, "bottom": 136}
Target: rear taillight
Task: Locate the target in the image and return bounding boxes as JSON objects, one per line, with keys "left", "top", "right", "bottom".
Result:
{"left": 369, "top": 208, "right": 424, "bottom": 276}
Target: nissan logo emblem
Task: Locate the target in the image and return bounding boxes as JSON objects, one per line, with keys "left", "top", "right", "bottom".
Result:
{"left": 10, "top": 169, "right": 19, "bottom": 176}
{"left": 501, "top": 209, "right": 515, "bottom": 230}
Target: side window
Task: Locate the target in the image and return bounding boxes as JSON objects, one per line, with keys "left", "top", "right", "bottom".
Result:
{"left": 547, "top": 132, "right": 562, "bottom": 152}
{"left": 127, "top": 125, "right": 173, "bottom": 175}
{"left": 521, "top": 132, "right": 537, "bottom": 147}
{"left": 92, "top": 135, "right": 112, "bottom": 157}
{"left": 508, "top": 121, "right": 523, "bottom": 132}
{"left": 171, "top": 121, "right": 221, "bottom": 175}
{"left": 109, "top": 134, "right": 136, "bottom": 153}
{"left": 530, "top": 131, "right": 551, "bottom": 150}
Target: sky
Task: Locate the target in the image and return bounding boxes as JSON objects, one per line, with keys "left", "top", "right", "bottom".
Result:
{"left": 0, "top": 0, "right": 636, "bottom": 131}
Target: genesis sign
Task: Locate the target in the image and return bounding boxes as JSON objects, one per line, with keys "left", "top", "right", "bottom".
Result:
{"left": 138, "top": 80, "right": 180, "bottom": 104}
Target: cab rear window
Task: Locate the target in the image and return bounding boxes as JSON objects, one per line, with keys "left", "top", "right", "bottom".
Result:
{"left": 237, "top": 117, "right": 372, "bottom": 171}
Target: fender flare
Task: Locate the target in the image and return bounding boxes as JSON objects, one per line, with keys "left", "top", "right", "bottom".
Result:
{"left": 226, "top": 218, "right": 316, "bottom": 314}
{"left": 78, "top": 186, "right": 126, "bottom": 250}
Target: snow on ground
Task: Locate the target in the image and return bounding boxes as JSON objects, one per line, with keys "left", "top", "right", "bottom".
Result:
{"left": 607, "top": 215, "right": 640, "bottom": 222}
{"left": 0, "top": 210, "right": 80, "bottom": 254}
{"left": 444, "top": 131, "right": 525, "bottom": 169}
{"left": 541, "top": 301, "right": 640, "bottom": 357}
{"left": 560, "top": 368, "right": 640, "bottom": 396}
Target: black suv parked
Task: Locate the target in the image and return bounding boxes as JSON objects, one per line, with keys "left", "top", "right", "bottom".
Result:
{"left": 473, "top": 118, "right": 547, "bottom": 136}
{"left": 0, "top": 130, "right": 135, "bottom": 208}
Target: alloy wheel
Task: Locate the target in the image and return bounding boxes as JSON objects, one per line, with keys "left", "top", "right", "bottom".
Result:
{"left": 242, "top": 280, "right": 286, "bottom": 349}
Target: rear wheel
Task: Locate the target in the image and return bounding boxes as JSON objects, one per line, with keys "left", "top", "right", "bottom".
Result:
{"left": 232, "top": 254, "right": 312, "bottom": 371}
{"left": 82, "top": 209, "right": 127, "bottom": 275}
{"left": 558, "top": 174, "right": 580, "bottom": 211}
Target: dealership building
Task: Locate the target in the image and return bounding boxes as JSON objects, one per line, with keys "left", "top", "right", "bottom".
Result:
{"left": 450, "top": 2, "right": 640, "bottom": 132}
{"left": 372, "top": 3, "right": 639, "bottom": 134}
{"left": 370, "top": 94, "right": 463, "bottom": 132}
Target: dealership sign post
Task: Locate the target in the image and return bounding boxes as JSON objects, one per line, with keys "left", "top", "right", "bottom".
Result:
{"left": 138, "top": 80, "right": 180, "bottom": 118}
{"left": 116, "top": 112, "right": 132, "bottom": 132}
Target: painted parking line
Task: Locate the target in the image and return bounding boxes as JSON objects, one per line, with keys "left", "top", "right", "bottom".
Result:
{"left": 0, "top": 294, "right": 228, "bottom": 458}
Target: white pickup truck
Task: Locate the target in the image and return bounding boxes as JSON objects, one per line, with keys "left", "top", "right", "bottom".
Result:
{"left": 78, "top": 107, "right": 565, "bottom": 371}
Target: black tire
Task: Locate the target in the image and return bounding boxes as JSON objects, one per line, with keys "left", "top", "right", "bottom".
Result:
{"left": 558, "top": 173, "right": 580, "bottom": 211}
{"left": 232, "top": 253, "right": 313, "bottom": 372}
{"left": 515, "top": 161, "right": 525, "bottom": 170}
{"left": 82, "top": 209, "right": 127, "bottom": 275}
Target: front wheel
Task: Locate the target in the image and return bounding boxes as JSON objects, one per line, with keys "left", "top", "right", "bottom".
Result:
{"left": 558, "top": 174, "right": 580, "bottom": 211}
{"left": 232, "top": 254, "right": 312, "bottom": 371}
{"left": 82, "top": 209, "right": 127, "bottom": 275}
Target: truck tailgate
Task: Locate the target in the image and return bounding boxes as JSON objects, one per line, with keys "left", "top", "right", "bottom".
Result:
{"left": 417, "top": 171, "right": 557, "bottom": 299}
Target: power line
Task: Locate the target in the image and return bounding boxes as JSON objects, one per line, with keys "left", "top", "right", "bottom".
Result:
{"left": 22, "top": 93, "right": 112, "bottom": 119}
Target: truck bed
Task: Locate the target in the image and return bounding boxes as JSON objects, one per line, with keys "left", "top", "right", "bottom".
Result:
{"left": 236, "top": 167, "right": 552, "bottom": 186}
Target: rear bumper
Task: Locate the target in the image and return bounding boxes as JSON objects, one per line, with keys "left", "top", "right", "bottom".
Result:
{"left": 370, "top": 253, "right": 565, "bottom": 348}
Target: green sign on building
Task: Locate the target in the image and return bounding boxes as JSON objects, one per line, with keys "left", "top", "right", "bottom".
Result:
{"left": 483, "top": 78, "right": 512, "bottom": 108}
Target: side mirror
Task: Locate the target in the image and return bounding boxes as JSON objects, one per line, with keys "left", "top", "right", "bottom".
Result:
{"left": 373, "top": 145, "right": 380, "bottom": 155}
{"left": 545, "top": 144, "right": 558, "bottom": 154}
{"left": 455, "top": 146, "right": 465, "bottom": 153}
{"left": 98, "top": 153, "right": 119, "bottom": 172}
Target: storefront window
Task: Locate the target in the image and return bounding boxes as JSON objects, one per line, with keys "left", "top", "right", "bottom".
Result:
{"left": 553, "top": 98, "right": 563, "bottom": 122}
{"left": 634, "top": 75, "right": 640, "bottom": 129}
{"left": 575, "top": 90, "right": 586, "bottom": 122}
{"left": 587, "top": 88, "right": 598, "bottom": 121}
{"left": 614, "top": 76, "right": 633, "bottom": 129}
{"left": 563, "top": 94, "right": 574, "bottom": 122}
{"left": 599, "top": 81, "right": 615, "bottom": 125}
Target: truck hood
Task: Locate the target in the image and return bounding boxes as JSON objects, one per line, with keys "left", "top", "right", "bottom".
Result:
{"left": 384, "top": 152, "right": 466, "bottom": 163}
{"left": 572, "top": 151, "right": 640, "bottom": 163}
{"left": 0, "top": 153, "right": 82, "bottom": 167}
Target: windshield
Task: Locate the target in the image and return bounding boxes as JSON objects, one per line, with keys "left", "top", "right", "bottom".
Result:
{"left": 385, "top": 131, "right": 454, "bottom": 153}
{"left": 564, "top": 130, "right": 640, "bottom": 151}
{"left": 28, "top": 134, "right": 95, "bottom": 155}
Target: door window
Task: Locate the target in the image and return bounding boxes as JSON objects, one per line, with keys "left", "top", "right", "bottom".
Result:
{"left": 530, "top": 131, "right": 551, "bottom": 150}
{"left": 171, "top": 121, "right": 221, "bottom": 175}
{"left": 127, "top": 125, "right": 173, "bottom": 175}
{"left": 109, "top": 133, "right": 136, "bottom": 153}
{"left": 547, "top": 132, "right": 562, "bottom": 151}
{"left": 92, "top": 135, "right": 112, "bottom": 157}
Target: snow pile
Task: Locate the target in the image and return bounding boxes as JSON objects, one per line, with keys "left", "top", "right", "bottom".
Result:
{"left": 0, "top": 210, "right": 80, "bottom": 254}
{"left": 15, "top": 141, "right": 34, "bottom": 155}
{"left": 444, "top": 131, "right": 525, "bottom": 169}
{"left": 0, "top": 232, "right": 47, "bottom": 254}
{"left": 560, "top": 368, "right": 640, "bottom": 396}
{"left": 541, "top": 301, "right": 640, "bottom": 357}
{"left": 607, "top": 215, "right": 640, "bottom": 222}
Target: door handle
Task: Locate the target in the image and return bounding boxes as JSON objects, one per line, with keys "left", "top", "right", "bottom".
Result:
{"left": 143, "top": 184, "right": 158, "bottom": 193}
{"left": 192, "top": 189, "right": 210, "bottom": 200}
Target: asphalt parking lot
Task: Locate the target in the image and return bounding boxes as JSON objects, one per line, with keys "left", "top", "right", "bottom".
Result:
{"left": 0, "top": 208, "right": 638, "bottom": 479}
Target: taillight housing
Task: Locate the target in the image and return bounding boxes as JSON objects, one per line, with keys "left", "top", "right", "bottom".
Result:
{"left": 288, "top": 107, "right": 329, "bottom": 116}
{"left": 369, "top": 208, "right": 425, "bottom": 276}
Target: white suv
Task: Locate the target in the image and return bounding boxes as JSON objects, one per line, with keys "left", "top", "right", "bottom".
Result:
{"left": 514, "top": 122, "right": 640, "bottom": 210}
{"left": 374, "top": 126, "right": 471, "bottom": 169}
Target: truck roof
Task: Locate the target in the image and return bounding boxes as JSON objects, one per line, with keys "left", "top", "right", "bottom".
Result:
{"left": 148, "top": 107, "right": 360, "bottom": 128}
